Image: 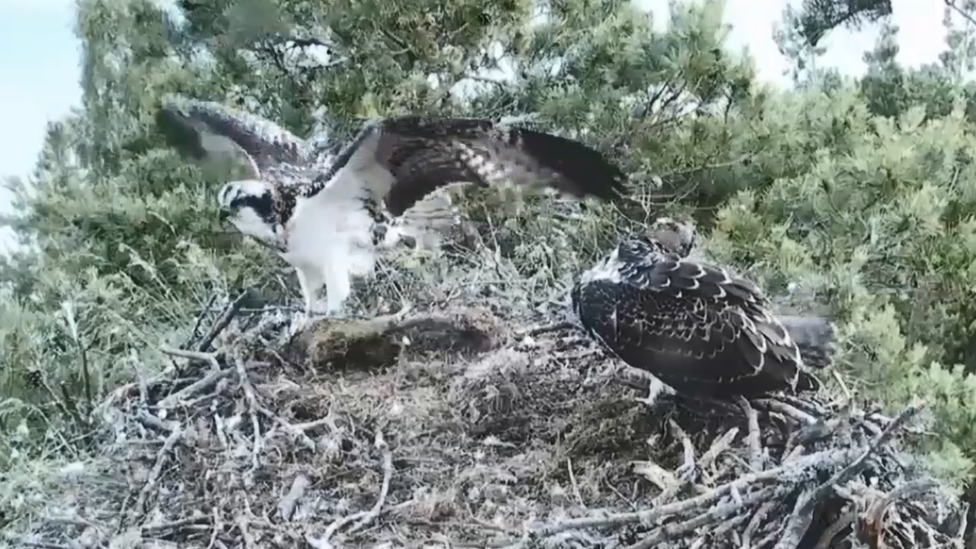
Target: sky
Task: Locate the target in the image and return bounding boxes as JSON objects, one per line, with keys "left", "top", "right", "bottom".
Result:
{"left": 0, "top": 0, "right": 81, "bottom": 252}
{"left": 0, "top": 0, "right": 959, "bottom": 252}
{"left": 0, "top": 0, "right": 80, "bottom": 183}
{"left": 639, "top": 0, "right": 950, "bottom": 86}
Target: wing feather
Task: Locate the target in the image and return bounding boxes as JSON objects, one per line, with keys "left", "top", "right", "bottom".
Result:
{"left": 308, "top": 116, "right": 627, "bottom": 215}
{"left": 157, "top": 95, "right": 309, "bottom": 174}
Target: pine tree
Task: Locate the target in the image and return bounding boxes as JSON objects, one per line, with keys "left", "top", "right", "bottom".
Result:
{"left": 779, "top": 0, "right": 892, "bottom": 50}
{"left": 6, "top": 0, "right": 976, "bottom": 538}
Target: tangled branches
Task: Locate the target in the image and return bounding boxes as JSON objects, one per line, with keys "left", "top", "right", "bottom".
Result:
{"left": 515, "top": 403, "right": 955, "bottom": 549}
{"left": 9, "top": 303, "right": 968, "bottom": 549}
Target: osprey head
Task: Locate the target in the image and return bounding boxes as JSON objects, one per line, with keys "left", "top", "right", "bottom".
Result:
{"left": 217, "top": 179, "right": 279, "bottom": 243}
{"left": 646, "top": 216, "right": 696, "bottom": 257}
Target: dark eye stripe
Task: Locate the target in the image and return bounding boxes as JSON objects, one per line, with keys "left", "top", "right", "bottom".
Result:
{"left": 231, "top": 193, "right": 275, "bottom": 223}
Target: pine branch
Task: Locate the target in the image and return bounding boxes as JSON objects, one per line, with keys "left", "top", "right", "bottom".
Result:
{"left": 794, "top": 0, "right": 893, "bottom": 47}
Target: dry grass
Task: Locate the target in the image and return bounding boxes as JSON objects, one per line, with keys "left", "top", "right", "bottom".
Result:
{"left": 3, "top": 291, "right": 966, "bottom": 549}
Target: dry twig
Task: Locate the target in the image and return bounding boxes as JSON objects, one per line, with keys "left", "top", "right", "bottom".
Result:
{"left": 25, "top": 302, "right": 962, "bottom": 549}
{"left": 129, "top": 420, "right": 183, "bottom": 525}
{"left": 233, "top": 353, "right": 263, "bottom": 478}
{"left": 306, "top": 430, "right": 395, "bottom": 548}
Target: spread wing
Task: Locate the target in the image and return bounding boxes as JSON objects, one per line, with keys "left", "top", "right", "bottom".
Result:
{"left": 574, "top": 244, "right": 805, "bottom": 398}
{"left": 156, "top": 94, "right": 310, "bottom": 179}
{"left": 308, "top": 116, "right": 628, "bottom": 216}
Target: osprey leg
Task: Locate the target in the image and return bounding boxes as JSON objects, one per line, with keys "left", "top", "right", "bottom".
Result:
{"left": 323, "top": 263, "right": 353, "bottom": 316}
{"left": 294, "top": 265, "right": 324, "bottom": 318}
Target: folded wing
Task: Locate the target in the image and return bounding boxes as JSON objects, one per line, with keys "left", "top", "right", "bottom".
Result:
{"left": 575, "top": 244, "right": 805, "bottom": 399}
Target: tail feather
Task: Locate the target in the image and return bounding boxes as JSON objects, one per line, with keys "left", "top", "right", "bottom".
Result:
{"left": 780, "top": 315, "right": 835, "bottom": 370}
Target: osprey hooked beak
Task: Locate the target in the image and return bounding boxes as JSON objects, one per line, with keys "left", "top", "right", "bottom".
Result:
{"left": 218, "top": 207, "right": 232, "bottom": 223}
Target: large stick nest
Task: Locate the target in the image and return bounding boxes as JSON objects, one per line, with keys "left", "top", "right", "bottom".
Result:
{"left": 12, "top": 300, "right": 968, "bottom": 549}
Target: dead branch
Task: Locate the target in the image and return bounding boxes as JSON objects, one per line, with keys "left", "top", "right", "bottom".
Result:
{"left": 773, "top": 405, "right": 921, "bottom": 549}
{"left": 306, "top": 430, "right": 394, "bottom": 548}
{"left": 30, "top": 302, "right": 961, "bottom": 549}
{"left": 533, "top": 449, "right": 857, "bottom": 537}
{"left": 156, "top": 365, "right": 233, "bottom": 408}
{"left": 737, "top": 396, "right": 764, "bottom": 472}
{"left": 129, "top": 420, "right": 183, "bottom": 525}
{"left": 859, "top": 478, "right": 941, "bottom": 548}
{"left": 160, "top": 345, "right": 221, "bottom": 372}
{"left": 624, "top": 485, "right": 789, "bottom": 549}
{"left": 233, "top": 354, "right": 263, "bottom": 478}
{"left": 196, "top": 292, "right": 249, "bottom": 352}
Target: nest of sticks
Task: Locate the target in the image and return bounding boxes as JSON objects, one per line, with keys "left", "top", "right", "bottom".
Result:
{"left": 11, "top": 299, "right": 968, "bottom": 549}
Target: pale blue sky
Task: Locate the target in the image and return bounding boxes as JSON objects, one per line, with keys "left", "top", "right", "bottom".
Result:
{"left": 0, "top": 0, "right": 80, "bottom": 178}
{"left": 0, "top": 0, "right": 958, "bottom": 252}
{"left": 0, "top": 0, "right": 80, "bottom": 251}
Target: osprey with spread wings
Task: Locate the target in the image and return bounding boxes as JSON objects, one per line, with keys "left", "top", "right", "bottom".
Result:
{"left": 156, "top": 95, "right": 629, "bottom": 320}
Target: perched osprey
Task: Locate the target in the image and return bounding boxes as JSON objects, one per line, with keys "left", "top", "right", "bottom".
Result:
{"left": 157, "top": 95, "right": 628, "bottom": 320}
{"left": 571, "top": 217, "right": 833, "bottom": 405}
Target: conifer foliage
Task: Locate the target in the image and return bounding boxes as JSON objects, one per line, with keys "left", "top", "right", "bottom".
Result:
{"left": 2, "top": 0, "right": 976, "bottom": 546}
